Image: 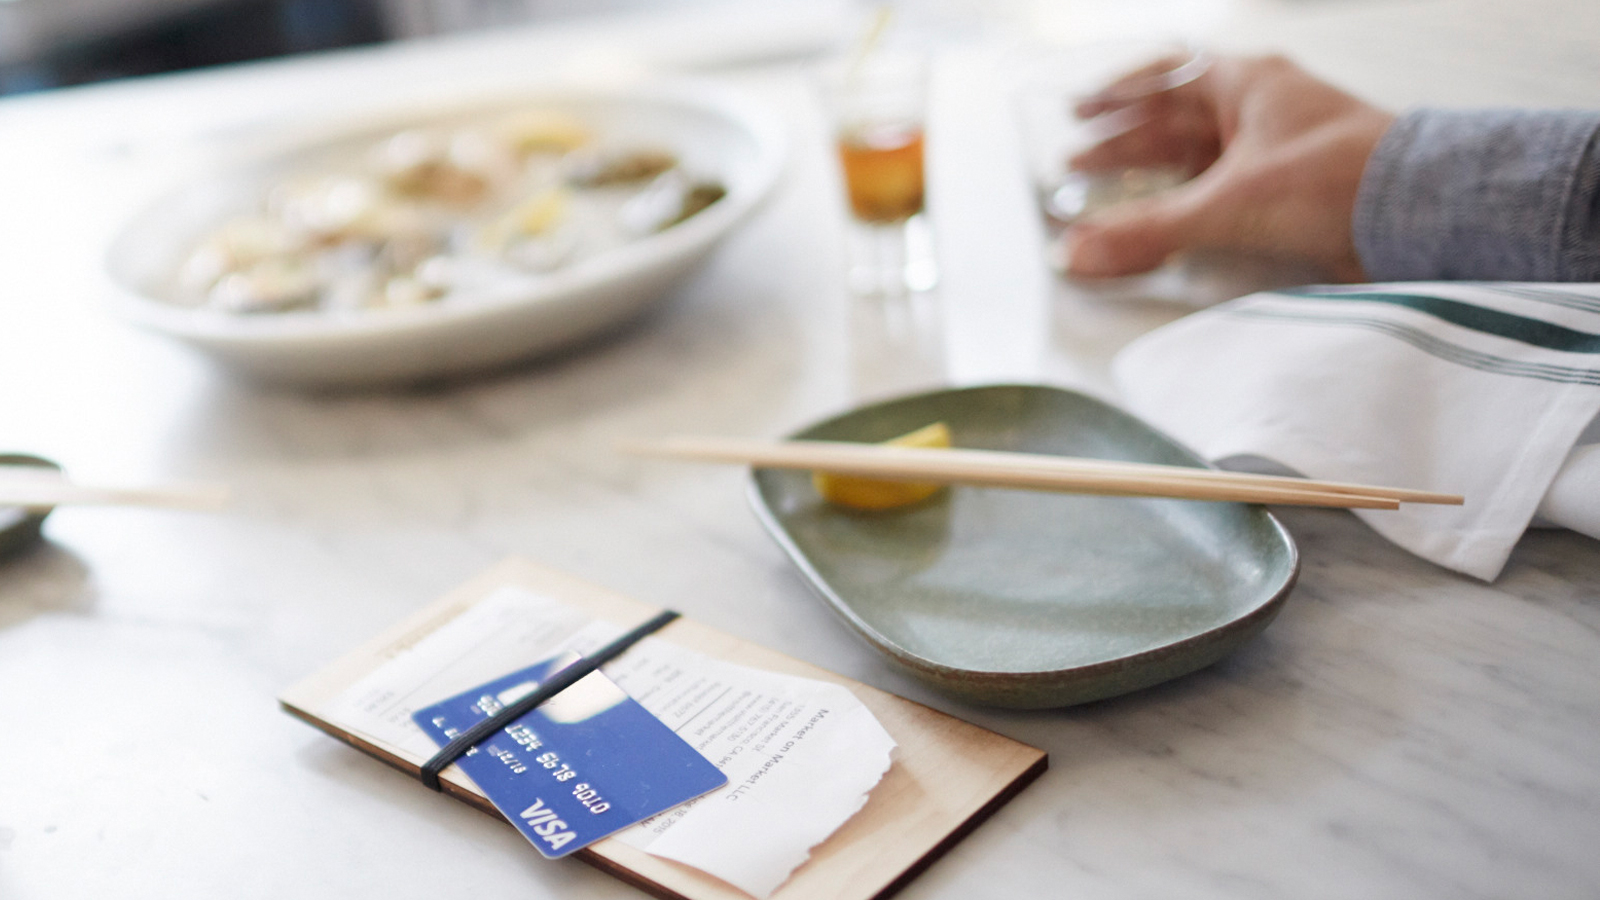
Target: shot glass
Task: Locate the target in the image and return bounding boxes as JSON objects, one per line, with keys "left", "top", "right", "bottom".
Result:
{"left": 821, "top": 52, "right": 938, "bottom": 298}
{"left": 1014, "top": 41, "right": 1209, "bottom": 270}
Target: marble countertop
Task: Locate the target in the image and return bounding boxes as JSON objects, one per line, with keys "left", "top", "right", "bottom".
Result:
{"left": 2, "top": 2, "right": 1597, "bottom": 898}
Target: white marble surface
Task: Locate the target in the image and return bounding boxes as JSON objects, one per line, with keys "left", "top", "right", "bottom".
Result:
{"left": 2, "top": 2, "right": 1598, "bottom": 899}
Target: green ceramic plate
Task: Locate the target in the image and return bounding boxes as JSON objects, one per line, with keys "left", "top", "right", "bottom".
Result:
{"left": 750, "top": 385, "right": 1299, "bottom": 709}
{"left": 0, "top": 454, "right": 60, "bottom": 560}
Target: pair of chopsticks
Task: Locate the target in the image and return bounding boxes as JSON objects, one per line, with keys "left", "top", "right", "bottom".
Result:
{"left": 0, "top": 465, "right": 230, "bottom": 512}
{"left": 622, "top": 437, "right": 1463, "bottom": 510}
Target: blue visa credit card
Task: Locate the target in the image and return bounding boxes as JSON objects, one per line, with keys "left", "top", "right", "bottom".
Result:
{"left": 412, "top": 652, "right": 726, "bottom": 859}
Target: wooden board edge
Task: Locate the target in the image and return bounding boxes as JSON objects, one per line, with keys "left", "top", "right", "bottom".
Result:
{"left": 870, "top": 751, "right": 1049, "bottom": 900}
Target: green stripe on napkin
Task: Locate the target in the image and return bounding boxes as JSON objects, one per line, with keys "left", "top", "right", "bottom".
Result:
{"left": 1281, "top": 289, "right": 1600, "bottom": 354}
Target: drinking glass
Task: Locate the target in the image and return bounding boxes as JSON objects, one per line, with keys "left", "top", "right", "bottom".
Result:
{"left": 1014, "top": 41, "right": 1209, "bottom": 271}
{"left": 822, "top": 52, "right": 938, "bottom": 298}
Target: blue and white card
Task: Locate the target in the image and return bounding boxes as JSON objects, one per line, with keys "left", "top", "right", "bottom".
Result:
{"left": 411, "top": 652, "right": 727, "bottom": 858}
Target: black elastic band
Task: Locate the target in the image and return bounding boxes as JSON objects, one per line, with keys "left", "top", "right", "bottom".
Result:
{"left": 418, "top": 609, "right": 680, "bottom": 791}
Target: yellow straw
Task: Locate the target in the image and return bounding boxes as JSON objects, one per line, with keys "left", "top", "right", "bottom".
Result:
{"left": 845, "top": 5, "right": 895, "bottom": 89}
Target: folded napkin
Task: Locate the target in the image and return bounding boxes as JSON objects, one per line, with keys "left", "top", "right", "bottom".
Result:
{"left": 1112, "top": 282, "right": 1600, "bottom": 581}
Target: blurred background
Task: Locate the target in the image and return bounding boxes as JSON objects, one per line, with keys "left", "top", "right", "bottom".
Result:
{"left": 0, "top": 0, "right": 782, "bottom": 95}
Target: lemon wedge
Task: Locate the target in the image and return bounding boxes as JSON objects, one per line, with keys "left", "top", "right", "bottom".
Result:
{"left": 496, "top": 110, "right": 592, "bottom": 156}
{"left": 480, "top": 187, "right": 570, "bottom": 250}
{"left": 813, "top": 421, "right": 952, "bottom": 511}
{"left": 510, "top": 187, "right": 570, "bottom": 236}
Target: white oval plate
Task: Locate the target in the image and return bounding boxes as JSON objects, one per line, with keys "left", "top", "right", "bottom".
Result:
{"left": 103, "top": 84, "right": 785, "bottom": 388}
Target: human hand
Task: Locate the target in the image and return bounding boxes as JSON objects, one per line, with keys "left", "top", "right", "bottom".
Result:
{"left": 1063, "top": 54, "right": 1395, "bottom": 281}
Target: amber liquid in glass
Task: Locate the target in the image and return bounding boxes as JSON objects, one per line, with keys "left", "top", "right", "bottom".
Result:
{"left": 837, "top": 128, "right": 925, "bottom": 223}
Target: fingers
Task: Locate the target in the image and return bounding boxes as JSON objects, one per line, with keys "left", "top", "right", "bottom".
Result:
{"left": 1066, "top": 55, "right": 1222, "bottom": 179}
{"left": 1063, "top": 188, "right": 1209, "bottom": 277}
{"left": 1068, "top": 103, "right": 1221, "bottom": 175}
{"left": 1072, "top": 53, "right": 1210, "bottom": 118}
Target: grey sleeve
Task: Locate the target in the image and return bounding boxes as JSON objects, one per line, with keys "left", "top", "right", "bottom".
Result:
{"left": 1352, "top": 108, "right": 1600, "bottom": 281}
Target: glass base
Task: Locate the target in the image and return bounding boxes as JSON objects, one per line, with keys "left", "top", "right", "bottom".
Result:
{"left": 845, "top": 213, "right": 939, "bottom": 298}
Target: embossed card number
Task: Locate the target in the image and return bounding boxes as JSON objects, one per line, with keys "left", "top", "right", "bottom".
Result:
{"left": 412, "top": 652, "right": 728, "bottom": 858}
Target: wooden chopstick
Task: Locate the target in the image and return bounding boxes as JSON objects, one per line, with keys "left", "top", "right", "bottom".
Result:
{"left": 0, "top": 466, "right": 230, "bottom": 511}
{"left": 622, "top": 437, "right": 1466, "bottom": 510}
{"left": 985, "top": 453, "right": 1462, "bottom": 504}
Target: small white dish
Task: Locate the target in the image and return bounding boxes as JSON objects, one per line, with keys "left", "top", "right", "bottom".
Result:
{"left": 103, "top": 83, "right": 785, "bottom": 388}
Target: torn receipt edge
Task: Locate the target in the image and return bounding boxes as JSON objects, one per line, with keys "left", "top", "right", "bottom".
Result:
{"left": 278, "top": 558, "right": 1048, "bottom": 900}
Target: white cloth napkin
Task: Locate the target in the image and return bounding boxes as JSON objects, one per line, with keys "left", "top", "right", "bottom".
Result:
{"left": 1112, "top": 282, "right": 1600, "bottom": 581}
